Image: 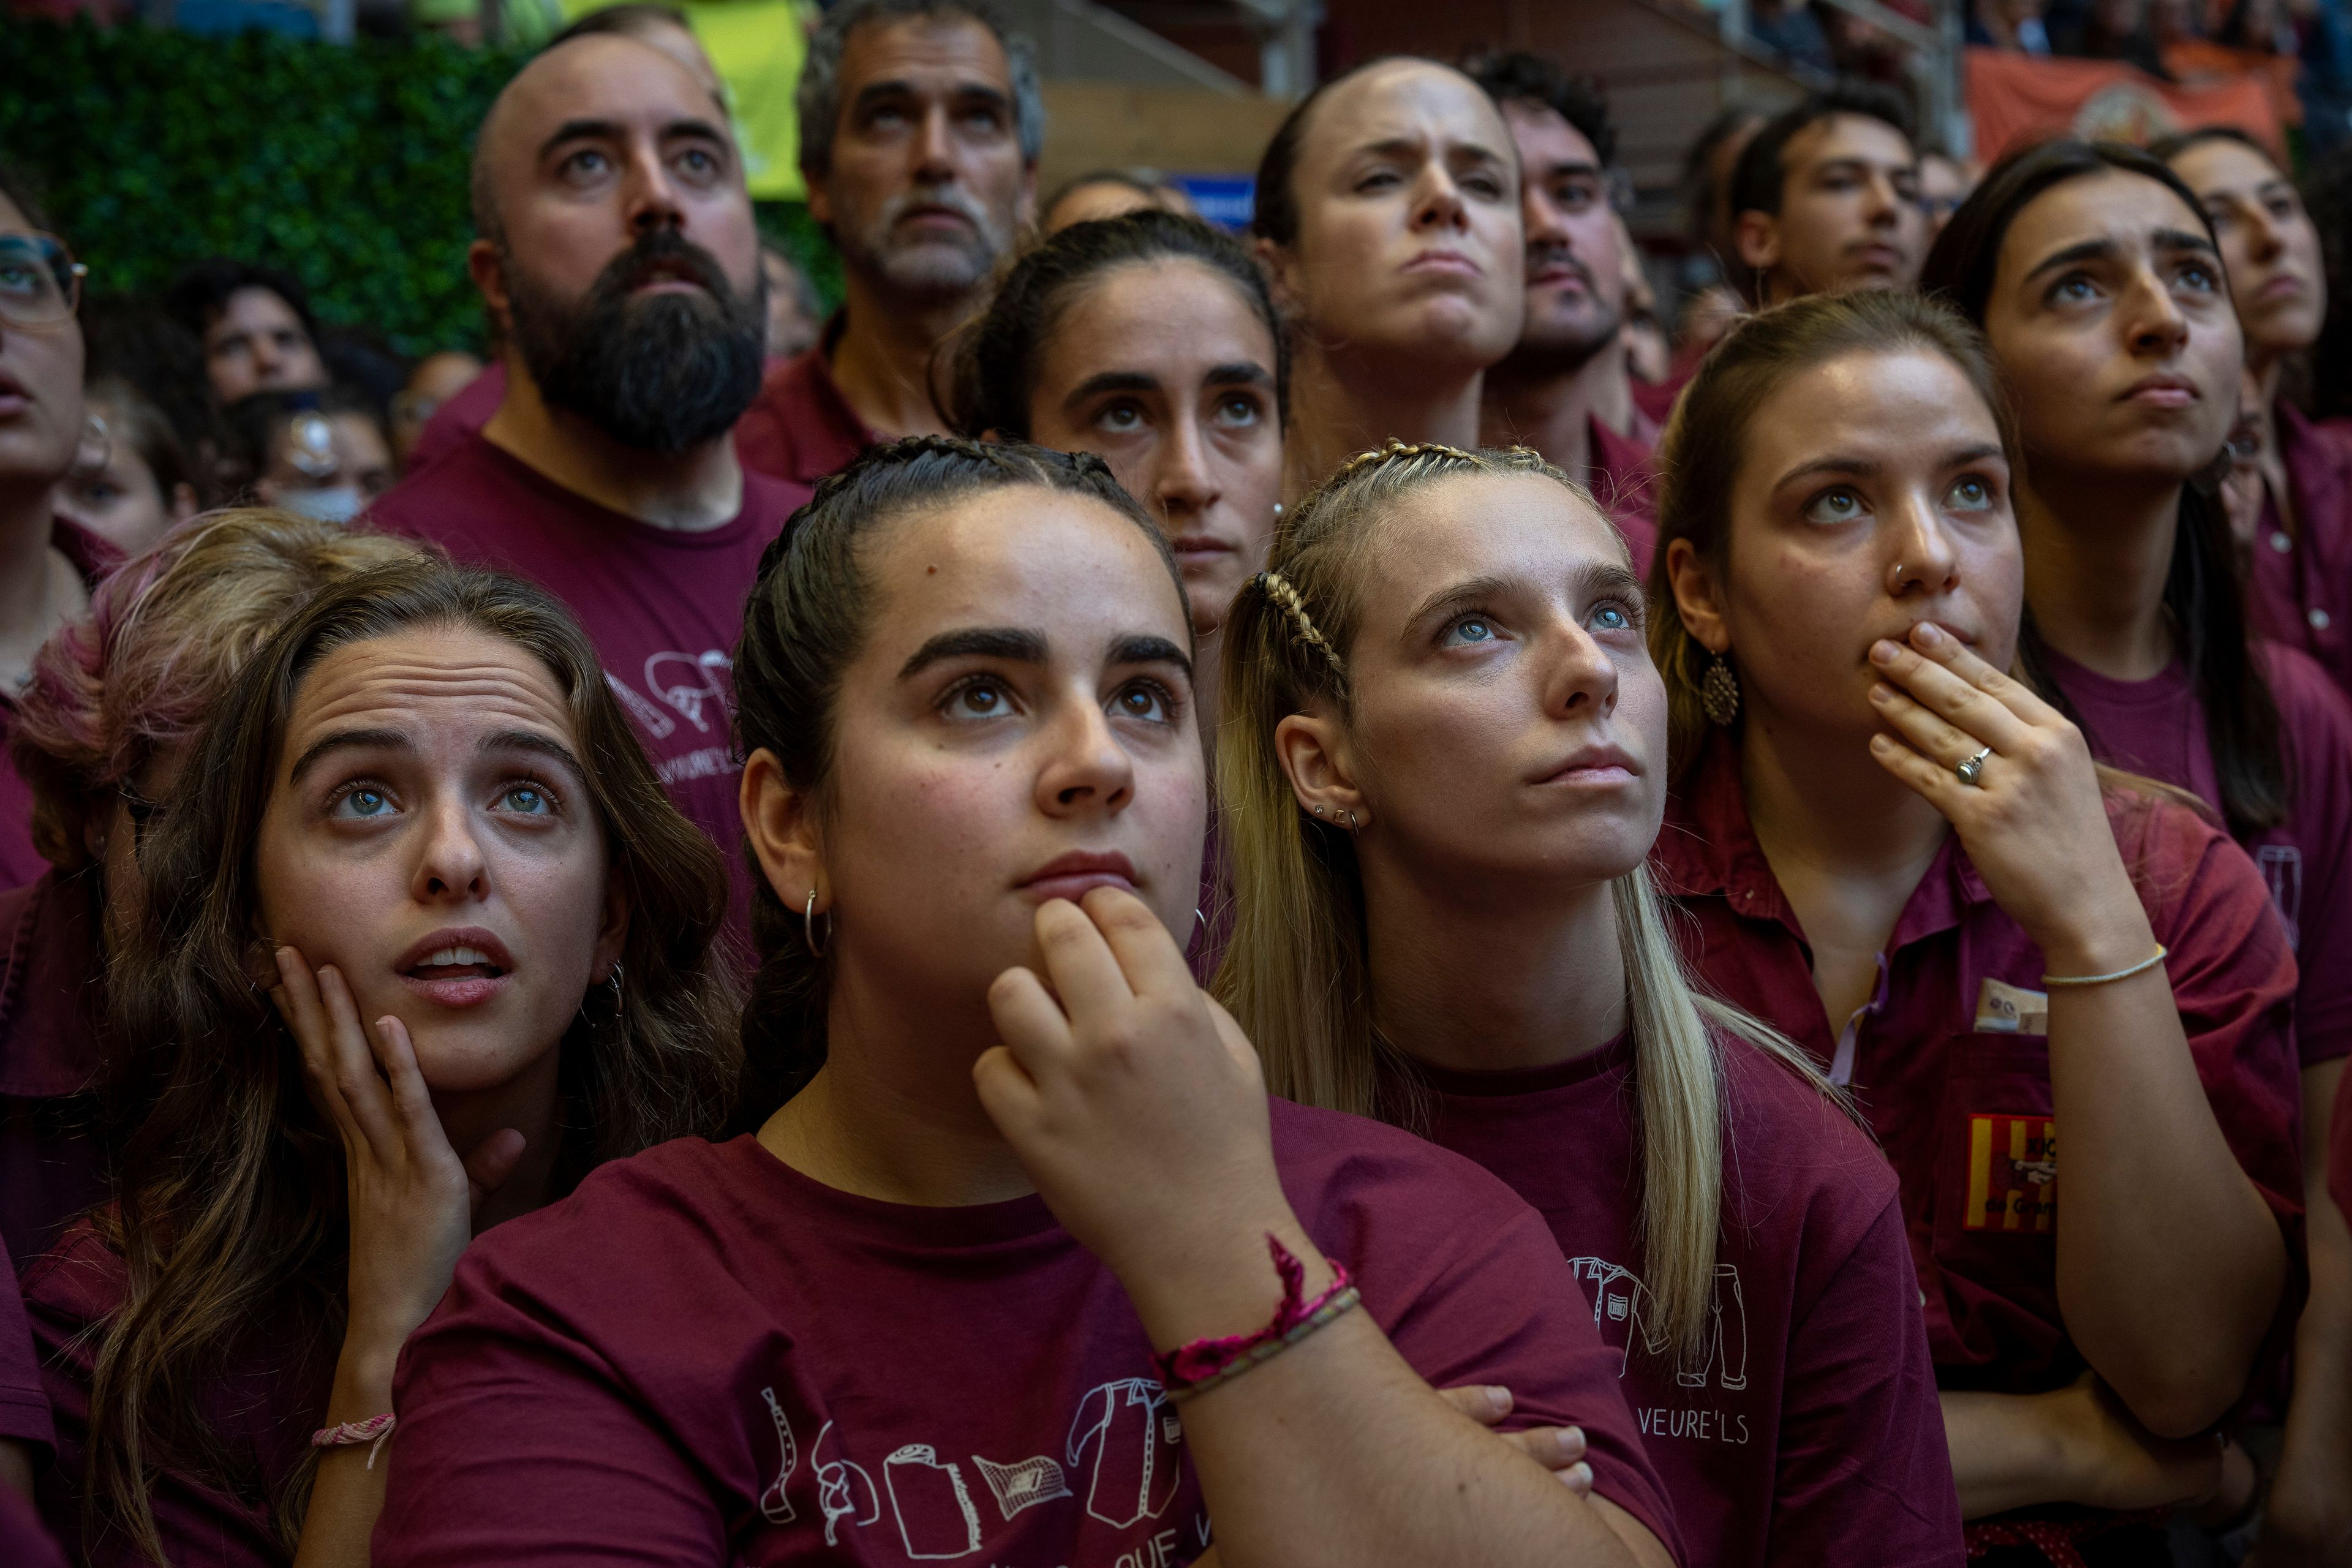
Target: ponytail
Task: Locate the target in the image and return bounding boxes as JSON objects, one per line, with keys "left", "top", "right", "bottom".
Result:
{"left": 1214, "top": 440, "right": 1837, "bottom": 1362}
{"left": 729, "top": 436, "right": 1186, "bottom": 1126}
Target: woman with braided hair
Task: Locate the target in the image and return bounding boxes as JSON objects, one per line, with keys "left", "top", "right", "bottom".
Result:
{"left": 1215, "top": 437, "right": 1962, "bottom": 1566}
{"left": 374, "top": 435, "right": 1678, "bottom": 1568}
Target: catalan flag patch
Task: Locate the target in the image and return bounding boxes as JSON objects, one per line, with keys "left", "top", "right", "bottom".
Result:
{"left": 1962, "top": 1113, "right": 2056, "bottom": 1232}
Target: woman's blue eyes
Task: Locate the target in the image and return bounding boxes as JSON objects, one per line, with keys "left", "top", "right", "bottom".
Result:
{"left": 501, "top": 785, "right": 552, "bottom": 815}
{"left": 335, "top": 788, "right": 391, "bottom": 820}
{"left": 1446, "top": 616, "right": 1496, "bottom": 646}
{"left": 1593, "top": 605, "right": 1632, "bottom": 631}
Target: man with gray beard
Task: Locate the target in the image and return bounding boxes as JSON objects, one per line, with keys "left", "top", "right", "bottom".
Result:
{"left": 737, "top": 0, "right": 1039, "bottom": 487}
{"left": 1469, "top": 54, "right": 1662, "bottom": 571}
{"left": 370, "top": 31, "right": 807, "bottom": 938}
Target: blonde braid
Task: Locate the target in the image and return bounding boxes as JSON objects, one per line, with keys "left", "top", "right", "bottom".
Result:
{"left": 1251, "top": 569, "right": 1345, "bottom": 682}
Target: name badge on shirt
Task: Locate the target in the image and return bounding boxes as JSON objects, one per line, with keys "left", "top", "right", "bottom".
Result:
{"left": 1963, "top": 1113, "right": 2056, "bottom": 1232}
{"left": 1973, "top": 977, "right": 2049, "bottom": 1036}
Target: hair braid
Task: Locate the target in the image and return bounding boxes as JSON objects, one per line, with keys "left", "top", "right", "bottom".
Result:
{"left": 1250, "top": 570, "right": 1345, "bottom": 684}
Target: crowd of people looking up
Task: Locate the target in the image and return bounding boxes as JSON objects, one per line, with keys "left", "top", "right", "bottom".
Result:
{"left": 3, "top": 0, "right": 2352, "bottom": 1564}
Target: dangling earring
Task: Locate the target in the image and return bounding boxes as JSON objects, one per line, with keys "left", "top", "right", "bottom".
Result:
{"left": 804, "top": 889, "right": 831, "bottom": 959}
{"left": 1701, "top": 652, "right": 1741, "bottom": 726}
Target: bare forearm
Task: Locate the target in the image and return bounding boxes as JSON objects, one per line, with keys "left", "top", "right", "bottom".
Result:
{"left": 2045, "top": 965, "right": 2285, "bottom": 1431}
{"left": 1942, "top": 1389, "right": 2073, "bottom": 1520}
{"left": 292, "top": 1340, "right": 399, "bottom": 1568}
{"left": 1180, "top": 1311, "right": 1664, "bottom": 1568}
{"left": 2268, "top": 1060, "right": 2352, "bottom": 1555}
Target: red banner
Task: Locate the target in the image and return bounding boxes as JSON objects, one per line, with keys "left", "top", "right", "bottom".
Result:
{"left": 1967, "top": 47, "right": 2284, "bottom": 163}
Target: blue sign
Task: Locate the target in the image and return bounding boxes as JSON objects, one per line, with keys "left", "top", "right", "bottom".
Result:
{"left": 1172, "top": 175, "right": 1257, "bottom": 233}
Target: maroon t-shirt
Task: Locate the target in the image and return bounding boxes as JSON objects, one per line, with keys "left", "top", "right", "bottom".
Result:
{"left": 2040, "top": 643, "right": 2352, "bottom": 1066}
{"left": 369, "top": 434, "right": 811, "bottom": 942}
{"left": 405, "top": 361, "right": 505, "bottom": 474}
{"left": 734, "top": 331, "right": 878, "bottom": 489}
{"left": 1, "top": 1262, "right": 50, "bottom": 1457}
{"left": 0, "top": 521, "right": 119, "bottom": 891}
{"left": 2246, "top": 405, "right": 2352, "bottom": 695}
{"left": 0, "top": 872, "right": 110, "bottom": 1272}
{"left": 1409, "top": 1031, "right": 1961, "bottom": 1568}
{"left": 1589, "top": 410, "right": 1660, "bottom": 578}
{"left": 374, "top": 1101, "right": 1683, "bottom": 1567}
{"left": 1656, "top": 734, "right": 2305, "bottom": 1396}
{"left": 24, "top": 1217, "right": 335, "bottom": 1568}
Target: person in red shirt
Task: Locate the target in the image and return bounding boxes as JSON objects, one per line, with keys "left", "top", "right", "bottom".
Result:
{"left": 375, "top": 437, "right": 1679, "bottom": 1568}
{"left": 946, "top": 211, "right": 1286, "bottom": 979}
{"left": 2162, "top": 129, "right": 2352, "bottom": 697}
{"left": 1210, "top": 439, "right": 1959, "bottom": 1567}
{"left": 1252, "top": 60, "right": 1525, "bottom": 496}
{"left": 0, "top": 511, "right": 423, "bottom": 1277}
{"left": 1648, "top": 288, "right": 2302, "bottom": 1560}
{"left": 0, "top": 173, "right": 118, "bottom": 891}
{"left": 369, "top": 34, "right": 804, "bottom": 938}
{"left": 26, "top": 560, "right": 742, "bottom": 1568}
{"left": 733, "top": 0, "right": 1039, "bottom": 486}
{"left": 1469, "top": 53, "right": 1660, "bottom": 570}
{"left": 1921, "top": 141, "right": 2352, "bottom": 1563}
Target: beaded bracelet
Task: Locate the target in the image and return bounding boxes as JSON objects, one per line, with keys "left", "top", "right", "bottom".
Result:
{"left": 2043, "top": 944, "right": 2167, "bottom": 989}
{"left": 311, "top": 1412, "right": 396, "bottom": 1469}
{"left": 1154, "top": 1235, "right": 1360, "bottom": 1403}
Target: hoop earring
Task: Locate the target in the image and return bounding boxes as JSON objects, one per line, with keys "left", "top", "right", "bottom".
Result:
{"left": 1701, "top": 652, "right": 1741, "bottom": 726}
{"left": 804, "top": 889, "right": 830, "bottom": 959}
{"left": 1193, "top": 907, "right": 1205, "bottom": 942}
{"left": 606, "top": 962, "right": 624, "bottom": 1007}
{"left": 1341, "top": 809, "right": 1360, "bottom": 831}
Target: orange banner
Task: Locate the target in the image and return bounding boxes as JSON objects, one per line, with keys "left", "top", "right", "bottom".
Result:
{"left": 1966, "top": 47, "right": 2285, "bottom": 162}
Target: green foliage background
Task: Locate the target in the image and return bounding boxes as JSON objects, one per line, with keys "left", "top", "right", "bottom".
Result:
{"left": 0, "top": 16, "right": 835, "bottom": 360}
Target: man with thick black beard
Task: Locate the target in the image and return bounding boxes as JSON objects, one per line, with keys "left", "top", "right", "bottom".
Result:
{"left": 371, "top": 32, "right": 804, "bottom": 938}
{"left": 1469, "top": 54, "right": 1661, "bottom": 572}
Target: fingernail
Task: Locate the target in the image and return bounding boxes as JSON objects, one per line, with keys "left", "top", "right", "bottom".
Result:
{"left": 1869, "top": 639, "right": 1899, "bottom": 664}
{"left": 1869, "top": 734, "right": 1892, "bottom": 751}
{"left": 1560, "top": 1425, "right": 1587, "bottom": 1457}
{"left": 1562, "top": 1462, "right": 1593, "bottom": 1490}
{"left": 1485, "top": 1385, "right": 1510, "bottom": 1414}
{"left": 1868, "top": 683, "right": 1892, "bottom": 704}
{"left": 1913, "top": 621, "right": 1945, "bottom": 645}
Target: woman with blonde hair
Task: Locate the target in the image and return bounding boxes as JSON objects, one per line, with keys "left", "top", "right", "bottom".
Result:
{"left": 1649, "top": 287, "right": 2301, "bottom": 1559}
{"left": 1214, "top": 438, "right": 1960, "bottom": 1566}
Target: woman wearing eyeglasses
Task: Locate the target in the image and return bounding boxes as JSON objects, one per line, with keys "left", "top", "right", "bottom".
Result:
{"left": 0, "top": 168, "right": 116, "bottom": 889}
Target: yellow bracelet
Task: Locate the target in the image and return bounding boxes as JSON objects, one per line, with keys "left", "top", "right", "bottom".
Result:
{"left": 2041, "top": 945, "right": 2167, "bottom": 989}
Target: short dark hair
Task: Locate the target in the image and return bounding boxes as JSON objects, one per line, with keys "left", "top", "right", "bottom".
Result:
{"left": 730, "top": 436, "right": 1180, "bottom": 1116}
{"left": 1462, "top": 49, "right": 1616, "bottom": 169}
{"left": 546, "top": 1, "right": 691, "bottom": 47}
{"left": 948, "top": 209, "right": 1288, "bottom": 438}
{"left": 164, "top": 257, "right": 320, "bottom": 343}
{"left": 1729, "top": 81, "right": 1917, "bottom": 221}
{"left": 796, "top": 0, "right": 1043, "bottom": 179}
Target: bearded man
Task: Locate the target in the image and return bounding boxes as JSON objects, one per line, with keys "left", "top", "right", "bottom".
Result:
{"left": 735, "top": 0, "right": 1041, "bottom": 486}
{"left": 369, "top": 31, "right": 805, "bottom": 932}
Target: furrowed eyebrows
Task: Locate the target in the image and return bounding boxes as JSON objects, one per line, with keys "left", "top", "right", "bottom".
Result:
{"left": 1108, "top": 635, "right": 1192, "bottom": 679}
{"left": 478, "top": 729, "right": 587, "bottom": 778}
{"left": 2022, "top": 236, "right": 2120, "bottom": 284}
{"left": 288, "top": 727, "right": 413, "bottom": 786}
{"left": 898, "top": 627, "right": 1049, "bottom": 680}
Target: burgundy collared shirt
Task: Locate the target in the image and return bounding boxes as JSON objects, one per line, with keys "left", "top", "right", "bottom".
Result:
{"left": 735, "top": 318, "right": 881, "bottom": 489}
{"left": 1654, "top": 733, "right": 2304, "bottom": 1394}
{"left": 0, "top": 519, "right": 118, "bottom": 891}
{"left": 2247, "top": 404, "right": 2352, "bottom": 694}
{"left": 0, "top": 872, "right": 108, "bottom": 1273}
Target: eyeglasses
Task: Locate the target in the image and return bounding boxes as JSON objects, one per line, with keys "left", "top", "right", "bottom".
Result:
{"left": 0, "top": 231, "right": 86, "bottom": 330}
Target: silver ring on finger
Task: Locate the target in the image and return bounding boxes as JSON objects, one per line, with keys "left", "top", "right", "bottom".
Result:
{"left": 1954, "top": 745, "right": 1992, "bottom": 788}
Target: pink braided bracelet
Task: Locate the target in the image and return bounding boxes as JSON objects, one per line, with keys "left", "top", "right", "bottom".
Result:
{"left": 1153, "top": 1235, "right": 1359, "bottom": 1402}
{"left": 310, "top": 1412, "right": 396, "bottom": 1469}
